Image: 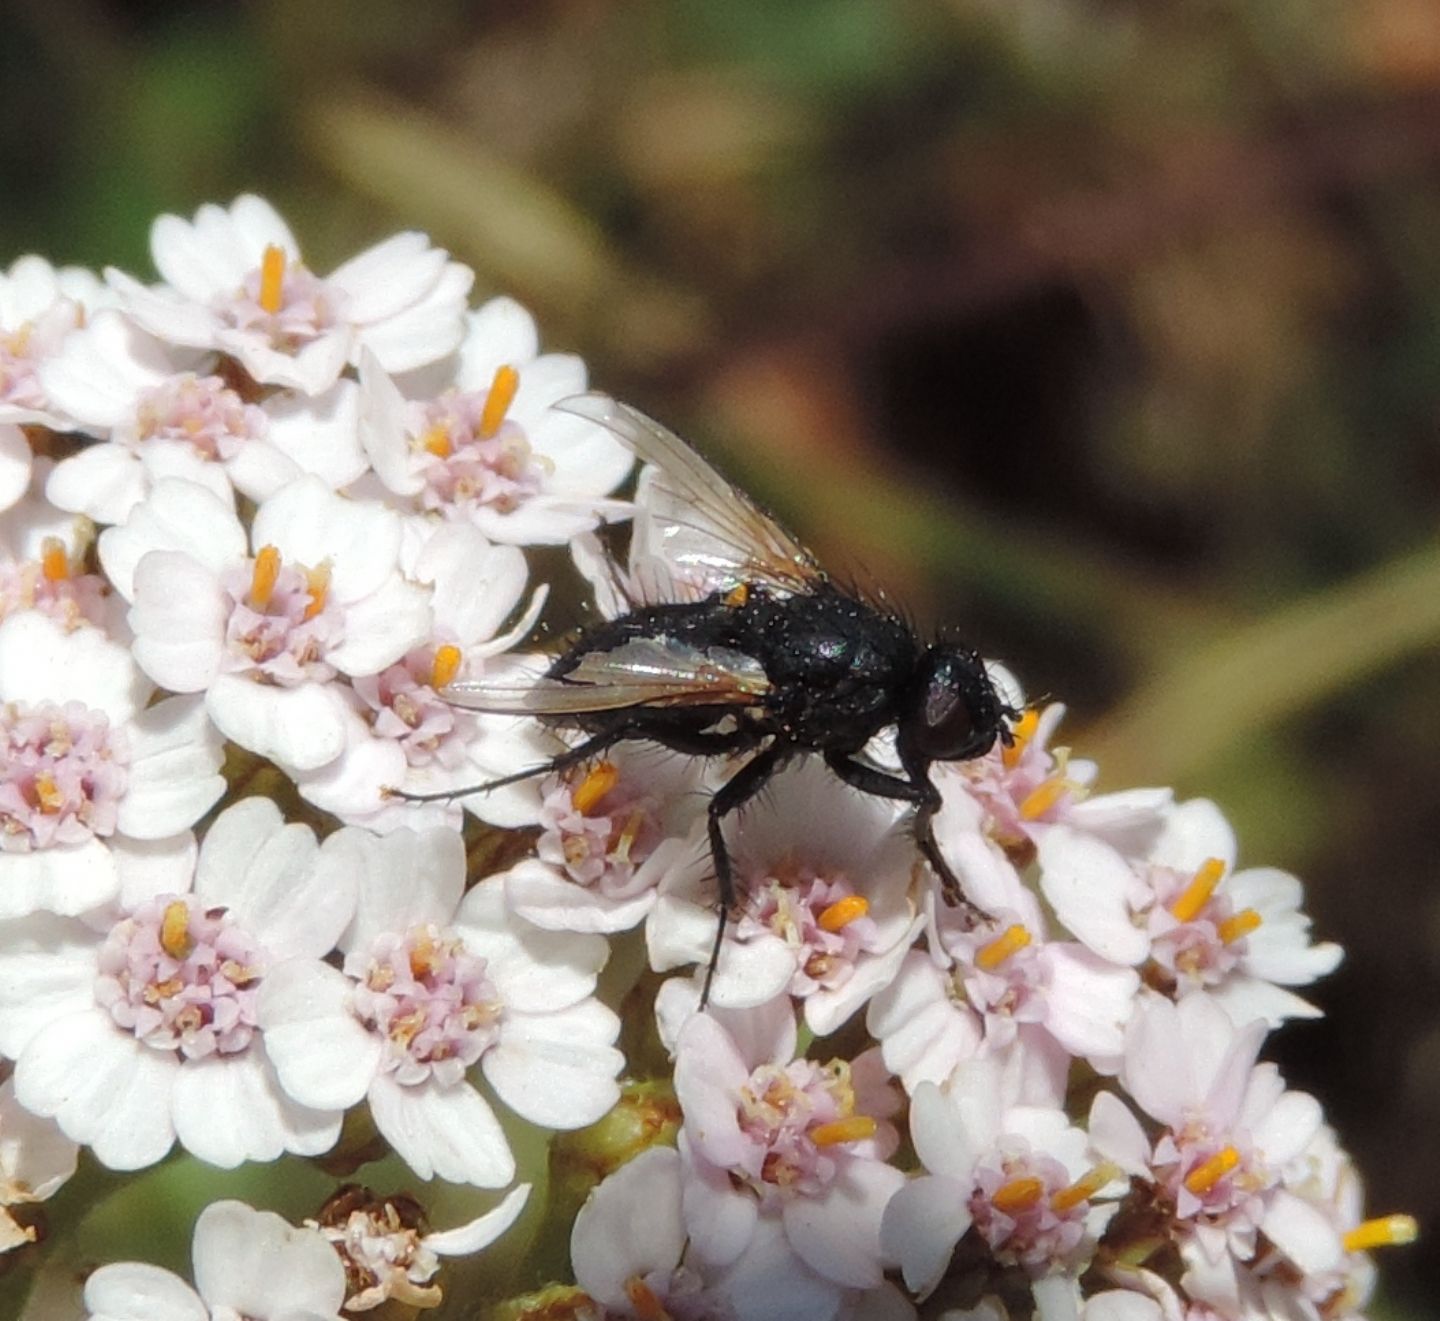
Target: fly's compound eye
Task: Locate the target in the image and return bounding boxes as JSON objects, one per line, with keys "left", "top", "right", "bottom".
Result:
{"left": 903, "top": 648, "right": 1003, "bottom": 763}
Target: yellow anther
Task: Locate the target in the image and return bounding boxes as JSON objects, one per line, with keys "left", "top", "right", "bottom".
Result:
{"left": 32, "top": 772, "right": 63, "bottom": 813}
{"left": 625, "top": 1276, "right": 674, "bottom": 1321}
{"left": 409, "top": 933, "right": 438, "bottom": 979}
{"left": 160, "top": 900, "right": 193, "bottom": 960}
{"left": 991, "top": 1176, "right": 1045, "bottom": 1214}
{"left": 257, "top": 244, "right": 287, "bottom": 314}
{"left": 429, "top": 644, "right": 462, "bottom": 690}
{"left": 1218, "top": 908, "right": 1262, "bottom": 945}
{"left": 420, "top": 422, "right": 452, "bottom": 457}
{"left": 249, "top": 545, "right": 281, "bottom": 609}
{"left": 1343, "top": 1214, "right": 1419, "bottom": 1253}
{"left": 1051, "top": 1162, "right": 1121, "bottom": 1212}
{"left": 613, "top": 809, "right": 646, "bottom": 863}
{"left": 479, "top": 364, "right": 520, "bottom": 439}
{"left": 572, "top": 762, "right": 620, "bottom": 815}
{"left": 724, "top": 582, "right": 750, "bottom": 608}
{"left": 1170, "top": 857, "right": 1226, "bottom": 924}
{"left": 301, "top": 562, "right": 330, "bottom": 621}
{"left": 818, "top": 895, "right": 870, "bottom": 932}
{"left": 40, "top": 537, "right": 70, "bottom": 582}
{"left": 1018, "top": 777, "right": 1067, "bottom": 821}
{"left": 810, "top": 1115, "right": 878, "bottom": 1147}
{"left": 1003, "top": 708, "right": 1040, "bottom": 769}
{"left": 1184, "top": 1145, "right": 1241, "bottom": 1195}
{"left": 976, "top": 923, "right": 1032, "bottom": 971}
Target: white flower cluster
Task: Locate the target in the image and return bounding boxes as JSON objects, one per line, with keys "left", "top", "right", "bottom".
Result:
{"left": 0, "top": 197, "right": 1413, "bottom": 1320}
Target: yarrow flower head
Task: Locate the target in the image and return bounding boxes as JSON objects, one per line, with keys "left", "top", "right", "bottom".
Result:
{"left": 0, "top": 195, "right": 1413, "bottom": 1321}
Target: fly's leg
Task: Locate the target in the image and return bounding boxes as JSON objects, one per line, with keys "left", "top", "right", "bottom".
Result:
{"left": 701, "top": 740, "right": 790, "bottom": 1007}
{"left": 823, "top": 751, "right": 990, "bottom": 926}
{"left": 389, "top": 726, "right": 627, "bottom": 804}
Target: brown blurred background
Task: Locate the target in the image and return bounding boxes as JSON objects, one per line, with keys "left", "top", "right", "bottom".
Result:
{"left": 2, "top": 1, "right": 1436, "bottom": 1313}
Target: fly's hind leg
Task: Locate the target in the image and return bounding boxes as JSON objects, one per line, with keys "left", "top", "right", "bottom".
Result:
{"left": 700, "top": 740, "right": 790, "bottom": 1006}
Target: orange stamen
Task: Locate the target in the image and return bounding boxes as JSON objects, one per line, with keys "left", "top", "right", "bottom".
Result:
{"left": 818, "top": 895, "right": 870, "bottom": 932}
{"left": 976, "top": 923, "right": 1031, "bottom": 970}
{"left": 32, "top": 772, "right": 63, "bottom": 813}
{"left": 1184, "top": 1146, "right": 1240, "bottom": 1195}
{"left": 1018, "top": 777, "right": 1067, "bottom": 821}
{"left": 1343, "top": 1214, "right": 1419, "bottom": 1253}
{"left": 1003, "top": 708, "right": 1040, "bottom": 769}
{"left": 258, "top": 244, "right": 287, "bottom": 314}
{"left": 991, "top": 1176, "right": 1045, "bottom": 1214}
{"left": 420, "top": 423, "right": 452, "bottom": 458}
{"left": 479, "top": 364, "right": 520, "bottom": 439}
{"left": 302, "top": 563, "right": 330, "bottom": 621}
{"left": 1050, "top": 1162, "right": 1121, "bottom": 1213}
{"left": 810, "top": 1115, "right": 877, "bottom": 1147}
{"left": 1170, "top": 857, "right": 1226, "bottom": 924}
{"left": 1218, "top": 908, "right": 1262, "bottom": 944}
{"left": 250, "top": 545, "right": 281, "bottom": 609}
{"left": 572, "top": 762, "right": 620, "bottom": 815}
{"left": 624, "top": 1276, "right": 674, "bottom": 1321}
{"left": 40, "top": 537, "right": 69, "bottom": 581}
{"left": 429, "top": 644, "right": 462, "bottom": 690}
{"left": 160, "top": 900, "right": 193, "bottom": 960}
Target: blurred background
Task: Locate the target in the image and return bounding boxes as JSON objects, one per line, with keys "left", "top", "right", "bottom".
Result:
{"left": 2, "top": 0, "right": 1436, "bottom": 1314}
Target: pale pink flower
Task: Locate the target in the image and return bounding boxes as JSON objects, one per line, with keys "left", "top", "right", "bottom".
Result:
{"left": 107, "top": 194, "right": 472, "bottom": 394}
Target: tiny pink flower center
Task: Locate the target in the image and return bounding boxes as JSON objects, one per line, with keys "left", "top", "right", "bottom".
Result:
{"left": 537, "top": 761, "right": 665, "bottom": 898}
{"left": 351, "top": 644, "right": 469, "bottom": 770}
{"left": 0, "top": 301, "right": 80, "bottom": 410}
{"left": 957, "top": 707, "right": 1089, "bottom": 848}
{"left": 410, "top": 371, "right": 550, "bottom": 520}
{"left": 734, "top": 858, "right": 879, "bottom": 995}
{"left": 218, "top": 545, "right": 342, "bottom": 685}
{"left": 347, "top": 923, "right": 503, "bottom": 1088}
{"left": 224, "top": 244, "right": 343, "bottom": 351}
{"left": 0, "top": 541, "right": 109, "bottom": 631}
{"left": 1145, "top": 859, "right": 1261, "bottom": 989}
{"left": 951, "top": 919, "right": 1047, "bottom": 1032}
{"left": 133, "top": 372, "right": 266, "bottom": 461}
{"left": 314, "top": 1201, "right": 441, "bottom": 1311}
{"left": 970, "top": 1146, "right": 1099, "bottom": 1271}
{"left": 0, "top": 699, "right": 129, "bottom": 852}
{"left": 94, "top": 895, "right": 267, "bottom": 1059}
{"left": 733, "top": 1058, "right": 874, "bottom": 1201}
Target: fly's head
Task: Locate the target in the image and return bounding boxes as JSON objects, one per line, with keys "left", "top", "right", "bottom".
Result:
{"left": 897, "top": 645, "right": 1016, "bottom": 771}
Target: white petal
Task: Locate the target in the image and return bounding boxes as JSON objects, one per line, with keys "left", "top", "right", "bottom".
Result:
{"left": 368, "top": 1073, "right": 514, "bottom": 1187}
{"left": 326, "top": 232, "right": 447, "bottom": 322}
{"left": 206, "top": 675, "right": 349, "bottom": 770}
{"left": 260, "top": 379, "right": 367, "bottom": 491}
{"left": 1086, "top": 1091, "right": 1151, "bottom": 1177}
{"left": 171, "top": 1051, "right": 340, "bottom": 1167}
{"left": 327, "top": 575, "right": 432, "bottom": 675}
{"left": 0, "top": 912, "right": 99, "bottom": 1056}
{"left": 0, "top": 1075, "right": 79, "bottom": 1197}
{"left": 256, "top": 959, "right": 379, "bottom": 1110}
{"left": 98, "top": 477, "right": 245, "bottom": 600}
{"left": 0, "top": 425, "right": 32, "bottom": 514}
{"left": 0, "top": 610, "right": 149, "bottom": 723}
{"left": 15, "top": 1012, "right": 177, "bottom": 1169}
{"left": 880, "top": 1176, "right": 973, "bottom": 1298}
{"left": 224, "top": 325, "right": 353, "bottom": 394}
{"left": 343, "top": 826, "right": 464, "bottom": 951}
{"left": 451, "top": 298, "right": 539, "bottom": 389}
{"left": 424, "top": 1181, "right": 532, "bottom": 1255}
{"left": 45, "top": 444, "right": 149, "bottom": 525}
{"left": 0, "top": 839, "right": 121, "bottom": 919}
{"left": 484, "top": 1000, "right": 623, "bottom": 1128}
{"left": 783, "top": 1158, "right": 906, "bottom": 1288}
{"left": 353, "top": 262, "right": 472, "bottom": 372}
{"left": 1037, "top": 828, "right": 1149, "bottom": 965}
{"left": 356, "top": 351, "right": 423, "bottom": 496}
{"left": 115, "top": 695, "right": 225, "bottom": 838}
{"left": 1149, "top": 799, "right": 1236, "bottom": 872}
{"left": 84, "top": 1262, "right": 209, "bottom": 1321}
{"left": 128, "top": 550, "right": 227, "bottom": 692}
{"left": 190, "top": 1195, "right": 346, "bottom": 1316}
{"left": 111, "top": 833, "right": 199, "bottom": 909}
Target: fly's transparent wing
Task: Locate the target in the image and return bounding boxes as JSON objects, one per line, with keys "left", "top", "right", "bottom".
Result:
{"left": 557, "top": 393, "right": 823, "bottom": 599}
{"left": 444, "top": 638, "right": 772, "bottom": 715}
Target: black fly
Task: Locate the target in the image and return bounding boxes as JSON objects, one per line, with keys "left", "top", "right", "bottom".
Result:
{"left": 441, "top": 395, "right": 1018, "bottom": 996}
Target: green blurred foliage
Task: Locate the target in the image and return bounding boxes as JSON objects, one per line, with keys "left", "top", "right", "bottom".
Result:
{"left": 1, "top": 0, "right": 1437, "bottom": 1315}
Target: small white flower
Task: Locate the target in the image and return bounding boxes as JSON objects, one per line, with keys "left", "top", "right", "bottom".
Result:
{"left": 881, "top": 1054, "right": 1125, "bottom": 1309}
{"left": 107, "top": 194, "right": 473, "bottom": 394}
{"left": 0, "top": 610, "right": 224, "bottom": 919}
{"left": 83, "top": 1199, "right": 346, "bottom": 1321}
{"left": 258, "top": 828, "right": 623, "bottom": 1188}
{"left": 673, "top": 1001, "right": 906, "bottom": 1294}
{"left": 41, "top": 308, "right": 366, "bottom": 524}
{"left": 99, "top": 475, "right": 431, "bottom": 771}
{"left": 0, "top": 1075, "right": 78, "bottom": 1253}
{"left": 310, "top": 1181, "right": 530, "bottom": 1312}
{"left": 0, "top": 798, "right": 356, "bottom": 1170}
{"left": 358, "top": 297, "right": 633, "bottom": 544}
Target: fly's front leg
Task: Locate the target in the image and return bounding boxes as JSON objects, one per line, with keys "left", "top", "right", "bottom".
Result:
{"left": 824, "top": 751, "right": 987, "bottom": 923}
{"left": 700, "top": 740, "right": 790, "bottom": 1006}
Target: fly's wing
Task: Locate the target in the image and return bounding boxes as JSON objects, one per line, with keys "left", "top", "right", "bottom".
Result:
{"left": 557, "top": 393, "right": 824, "bottom": 600}
{"left": 443, "top": 637, "right": 772, "bottom": 715}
